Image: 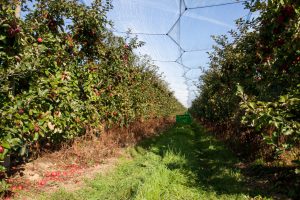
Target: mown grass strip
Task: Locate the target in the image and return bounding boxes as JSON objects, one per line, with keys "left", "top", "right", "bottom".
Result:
{"left": 40, "top": 122, "right": 271, "bottom": 200}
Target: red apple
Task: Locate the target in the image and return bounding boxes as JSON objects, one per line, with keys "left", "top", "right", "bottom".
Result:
{"left": 277, "top": 15, "right": 285, "bottom": 24}
{"left": 37, "top": 37, "right": 43, "bottom": 43}
{"left": 15, "top": 55, "right": 21, "bottom": 62}
{"left": 38, "top": 180, "right": 46, "bottom": 186}
{"left": 282, "top": 5, "right": 294, "bottom": 17}
{"left": 15, "top": 27, "right": 21, "bottom": 33}
{"left": 275, "top": 38, "right": 285, "bottom": 46}
{"left": 272, "top": 27, "right": 281, "bottom": 34}
{"left": 7, "top": 27, "right": 15, "bottom": 38}
{"left": 0, "top": 146, "right": 4, "bottom": 153}
{"left": 11, "top": 186, "right": 17, "bottom": 191}
{"left": 34, "top": 125, "right": 40, "bottom": 132}
{"left": 18, "top": 109, "right": 24, "bottom": 115}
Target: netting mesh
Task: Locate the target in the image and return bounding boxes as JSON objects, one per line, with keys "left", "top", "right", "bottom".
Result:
{"left": 104, "top": 0, "right": 251, "bottom": 106}
{"left": 185, "top": 0, "right": 243, "bottom": 8}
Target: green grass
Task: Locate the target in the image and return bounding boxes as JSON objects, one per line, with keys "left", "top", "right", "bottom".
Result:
{"left": 40, "top": 123, "right": 271, "bottom": 200}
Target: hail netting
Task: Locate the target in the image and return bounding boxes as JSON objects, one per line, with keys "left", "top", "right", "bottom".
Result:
{"left": 105, "top": 0, "right": 251, "bottom": 107}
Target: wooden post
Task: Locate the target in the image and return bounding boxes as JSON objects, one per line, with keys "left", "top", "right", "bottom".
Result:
{"left": 15, "top": 0, "right": 21, "bottom": 18}
{"left": 10, "top": 0, "right": 21, "bottom": 96}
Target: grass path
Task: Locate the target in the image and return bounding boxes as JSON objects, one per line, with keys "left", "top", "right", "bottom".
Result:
{"left": 41, "top": 123, "right": 270, "bottom": 200}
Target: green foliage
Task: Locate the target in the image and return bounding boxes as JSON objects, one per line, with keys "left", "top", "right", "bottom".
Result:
{"left": 0, "top": 179, "right": 10, "bottom": 195}
{"left": 190, "top": 0, "right": 299, "bottom": 159}
{"left": 0, "top": 0, "right": 184, "bottom": 174}
{"left": 237, "top": 84, "right": 300, "bottom": 155}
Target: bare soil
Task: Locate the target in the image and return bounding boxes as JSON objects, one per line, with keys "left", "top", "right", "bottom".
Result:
{"left": 4, "top": 118, "right": 174, "bottom": 199}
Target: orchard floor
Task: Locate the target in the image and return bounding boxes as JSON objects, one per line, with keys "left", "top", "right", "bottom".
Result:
{"left": 25, "top": 124, "right": 278, "bottom": 200}
{"left": 19, "top": 122, "right": 282, "bottom": 200}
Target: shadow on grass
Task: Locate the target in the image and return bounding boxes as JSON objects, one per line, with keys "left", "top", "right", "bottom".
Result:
{"left": 241, "top": 164, "right": 300, "bottom": 199}
{"left": 137, "top": 122, "right": 273, "bottom": 199}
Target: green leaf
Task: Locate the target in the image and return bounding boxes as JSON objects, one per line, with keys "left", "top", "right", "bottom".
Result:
{"left": 0, "top": 35, "right": 6, "bottom": 41}
{"left": 283, "top": 129, "right": 293, "bottom": 136}
{"left": 236, "top": 84, "right": 244, "bottom": 94}
{"left": 19, "top": 145, "right": 27, "bottom": 156}
{"left": 1, "top": 142, "right": 10, "bottom": 149}
{"left": 39, "top": 131, "right": 45, "bottom": 137}
{"left": 10, "top": 138, "right": 21, "bottom": 147}
{"left": 1, "top": 24, "right": 10, "bottom": 28}
{"left": 279, "top": 95, "right": 287, "bottom": 103}
{"left": 34, "top": 132, "right": 39, "bottom": 141}
{"left": 249, "top": 102, "right": 256, "bottom": 109}
{"left": 0, "top": 165, "right": 6, "bottom": 172}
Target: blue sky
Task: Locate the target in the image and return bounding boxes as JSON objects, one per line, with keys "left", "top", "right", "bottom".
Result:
{"left": 81, "top": 0, "right": 250, "bottom": 107}
{"left": 104, "top": 0, "right": 250, "bottom": 107}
